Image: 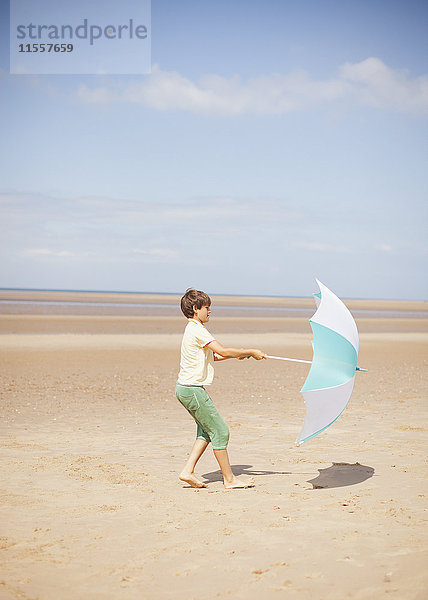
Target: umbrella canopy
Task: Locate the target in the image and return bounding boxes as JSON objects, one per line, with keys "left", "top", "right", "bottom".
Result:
{"left": 296, "top": 279, "right": 359, "bottom": 445}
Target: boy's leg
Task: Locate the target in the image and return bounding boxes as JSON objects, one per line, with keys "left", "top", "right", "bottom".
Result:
{"left": 186, "top": 388, "right": 255, "bottom": 489}
{"left": 213, "top": 449, "right": 255, "bottom": 489}
{"left": 176, "top": 385, "right": 255, "bottom": 489}
{"left": 179, "top": 439, "right": 209, "bottom": 488}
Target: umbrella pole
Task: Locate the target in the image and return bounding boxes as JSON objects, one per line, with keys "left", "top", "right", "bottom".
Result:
{"left": 266, "top": 354, "right": 368, "bottom": 372}
{"left": 265, "top": 355, "right": 311, "bottom": 364}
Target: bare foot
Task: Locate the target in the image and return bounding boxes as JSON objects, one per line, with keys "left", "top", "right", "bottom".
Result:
{"left": 224, "top": 475, "right": 255, "bottom": 490}
{"left": 179, "top": 472, "right": 207, "bottom": 489}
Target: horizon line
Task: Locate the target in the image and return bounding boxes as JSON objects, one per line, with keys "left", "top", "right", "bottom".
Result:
{"left": 0, "top": 287, "right": 426, "bottom": 303}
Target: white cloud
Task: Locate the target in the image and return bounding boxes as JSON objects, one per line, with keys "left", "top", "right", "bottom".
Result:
{"left": 293, "top": 241, "right": 352, "bottom": 253}
{"left": 20, "top": 248, "right": 92, "bottom": 258}
{"left": 0, "top": 192, "right": 302, "bottom": 234}
{"left": 75, "top": 59, "right": 428, "bottom": 116}
{"left": 1, "top": 191, "right": 426, "bottom": 298}
{"left": 377, "top": 243, "right": 393, "bottom": 253}
{"left": 0, "top": 192, "right": 310, "bottom": 276}
{"left": 340, "top": 58, "right": 428, "bottom": 113}
{"left": 2, "top": 191, "right": 425, "bottom": 276}
{"left": 133, "top": 247, "right": 179, "bottom": 261}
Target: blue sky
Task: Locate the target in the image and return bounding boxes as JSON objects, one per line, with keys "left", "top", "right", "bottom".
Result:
{"left": 0, "top": 0, "right": 427, "bottom": 299}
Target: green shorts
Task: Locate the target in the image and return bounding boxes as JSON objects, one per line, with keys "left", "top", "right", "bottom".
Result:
{"left": 175, "top": 383, "right": 230, "bottom": 450}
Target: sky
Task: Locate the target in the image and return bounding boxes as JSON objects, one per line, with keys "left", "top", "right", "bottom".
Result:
{"left": 0, "top": 0, "right": 427, "bottom": 299}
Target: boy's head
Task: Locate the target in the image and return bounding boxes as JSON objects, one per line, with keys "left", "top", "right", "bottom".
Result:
{"left": 180, "top": 288, "right": 211, "bottom": 318}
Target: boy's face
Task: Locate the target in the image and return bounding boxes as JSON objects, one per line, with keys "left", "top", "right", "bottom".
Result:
{"left": 193, "top": 304, "right": 211, "bottom": 324}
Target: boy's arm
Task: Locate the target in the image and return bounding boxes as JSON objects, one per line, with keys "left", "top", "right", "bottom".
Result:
{"left": 213, "top": 352, "right": 229, "bottom": 362}
{"left": 213, "top": 353, "right": 250, "bottom": 361}
{"left": 207, "top": 340, "right": 266, "bottom": 360}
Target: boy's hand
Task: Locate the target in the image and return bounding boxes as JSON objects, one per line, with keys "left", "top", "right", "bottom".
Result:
{"left": 250, "top": 349, "right": 267, "bottom": 360}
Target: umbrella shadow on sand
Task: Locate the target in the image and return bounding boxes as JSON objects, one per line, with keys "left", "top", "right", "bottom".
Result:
{"left": 307, "top": 462, "right": 375, "bottom": 489}
{"left": 201, "top": 462, "right": 374, "bottom": 489}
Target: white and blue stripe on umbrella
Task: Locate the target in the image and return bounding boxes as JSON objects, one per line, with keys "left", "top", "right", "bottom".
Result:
{"left": 266, "top": 279, "right": 366, "bottom": 445}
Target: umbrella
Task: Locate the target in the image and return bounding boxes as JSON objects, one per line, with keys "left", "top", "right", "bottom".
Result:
{"left": 267, "top": 279, "right": 366, "bottom": 445}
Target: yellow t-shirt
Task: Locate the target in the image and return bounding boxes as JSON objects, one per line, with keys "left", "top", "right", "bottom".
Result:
{"left": 177, "top": 319, "right": 216, "bottom": 386}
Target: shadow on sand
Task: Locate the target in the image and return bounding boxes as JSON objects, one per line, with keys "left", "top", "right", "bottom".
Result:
{"left": 307, "top": 462, "right": 375, "bottom": 489}
{"left": 201, "top": 462, "right": 375, "bottom": 489}
{"left": 201, "top": 464, "right": 291, "bottom": 483}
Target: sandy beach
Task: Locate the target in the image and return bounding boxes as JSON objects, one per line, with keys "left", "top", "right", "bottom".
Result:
{"left": 1, "top": 291, "right": 427, "bottom": 599}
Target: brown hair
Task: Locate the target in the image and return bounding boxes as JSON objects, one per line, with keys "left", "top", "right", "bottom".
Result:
{"left": 180, "top": 288, "right": 211, "bottom": 318}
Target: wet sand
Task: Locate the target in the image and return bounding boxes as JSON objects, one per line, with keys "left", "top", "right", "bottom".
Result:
{"left": 0, "top": 292, "right": 427, "bottom": 599}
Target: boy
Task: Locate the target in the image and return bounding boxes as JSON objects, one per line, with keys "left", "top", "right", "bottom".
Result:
{"left": 176, "top": 288, "right": 266, "bottom": 489}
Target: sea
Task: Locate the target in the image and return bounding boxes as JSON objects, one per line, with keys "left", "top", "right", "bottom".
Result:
{"left": 0, "top": 289, "right": 426, "bottom": 320}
